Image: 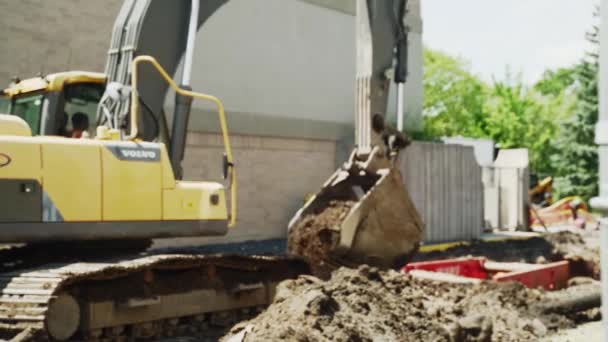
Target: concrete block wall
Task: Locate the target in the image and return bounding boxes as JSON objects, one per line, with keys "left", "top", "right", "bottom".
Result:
{"left": 0, "top": 0, "right": 122, "bottom": 83}
{"left": 153, "top": 133, "right": 337, "bottom": 247}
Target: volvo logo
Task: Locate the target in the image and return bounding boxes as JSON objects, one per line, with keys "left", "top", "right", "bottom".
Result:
{"left": 120, "top": 149, "right": 158, "bottom": 160}
{"left": 0, "top": 153, "right": 11, "bottom": 168}
{"left": 107, "top": 146, "right": 161, "bottom": 162}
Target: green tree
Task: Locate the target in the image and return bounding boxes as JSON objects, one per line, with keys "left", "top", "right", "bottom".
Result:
{"left": 534, "top": 67, "right": 578, "bottom": 97}
{"left": 422, "top": 49, "right": 573, "bottom": 174}
{"left": 422, "top": 5, "right": 600, "bottom": 202}
{"left": 547, "top": 7, "right": 599, "bottom": 201}
{"left": 550, "top": 42, "right": 599, "bottom": 200}
{"left": 484, "top": 74, "right": 572, "bottom": 174}
{"left": 422, "top": 49, "right": 488, "bottom": 138}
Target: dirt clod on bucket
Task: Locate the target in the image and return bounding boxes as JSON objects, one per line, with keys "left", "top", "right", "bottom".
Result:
{"left": 287, "top": 200, "right": 355, "bottom": 279}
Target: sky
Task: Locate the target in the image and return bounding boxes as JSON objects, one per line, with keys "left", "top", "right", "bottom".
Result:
{"left": 422, "top": 0, "right": 597, "bottom": 84}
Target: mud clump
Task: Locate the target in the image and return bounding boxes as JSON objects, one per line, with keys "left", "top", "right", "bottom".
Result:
{"left": 287, "top": 200, "right": 355, "bottom": 279}
{"left": 223, "top": 266, "right": 590, "bottom": 342}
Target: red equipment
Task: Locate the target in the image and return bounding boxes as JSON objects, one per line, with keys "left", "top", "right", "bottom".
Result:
{"left": 403, "top": 257, "right": 570, "bottom": 290}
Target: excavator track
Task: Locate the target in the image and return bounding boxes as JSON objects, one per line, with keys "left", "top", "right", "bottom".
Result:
{"left": 0, "top": 249, "right": 308, "bottom": 341}
{"left": 0, "top": 241, "right": 153, "bottom": 274}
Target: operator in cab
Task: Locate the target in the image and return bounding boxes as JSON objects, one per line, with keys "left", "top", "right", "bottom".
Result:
{"left": 71, "top": 112, "right": 90, "bottom": 139}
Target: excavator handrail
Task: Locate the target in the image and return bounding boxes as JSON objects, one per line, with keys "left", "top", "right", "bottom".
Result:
{"left": 130, "top": 55, "right": 236, "bottom": 227}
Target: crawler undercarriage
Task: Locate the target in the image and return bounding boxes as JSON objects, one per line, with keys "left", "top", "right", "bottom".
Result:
{"left": 0, "top": 243, "right": 307, "bottom": 341}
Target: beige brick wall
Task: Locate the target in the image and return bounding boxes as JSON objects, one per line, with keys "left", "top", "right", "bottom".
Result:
{"left": 153, "top": 132, "right": 337, "bottom": 247}
{"left": 0, "top": 0, "right": 122, "bottom": 83}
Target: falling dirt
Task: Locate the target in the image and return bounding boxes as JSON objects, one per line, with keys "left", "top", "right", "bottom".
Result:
{"left": 287, "top": 200, "right": 355, "bottom": 279}
{"left": 222, "top": 265, "right": 599, "bottom": 342}
{"left": 415, "top": 231, "right": 600, "bottom": 279}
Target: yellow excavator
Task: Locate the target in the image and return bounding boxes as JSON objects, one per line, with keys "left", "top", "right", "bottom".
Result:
{"left": 0, "top": 0, "right": 423, "bottom": 340}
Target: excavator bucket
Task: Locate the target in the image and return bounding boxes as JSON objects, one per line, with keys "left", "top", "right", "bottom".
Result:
{"left": 288, "top": 159, "right": 424, "bottom": 278}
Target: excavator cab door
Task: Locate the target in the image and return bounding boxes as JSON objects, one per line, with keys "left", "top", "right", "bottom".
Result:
{"left": 9, "top": 91, "right": 45, "bottom": 134}
{"left": 0, "top": 93, "right": 9, "bottom": 114}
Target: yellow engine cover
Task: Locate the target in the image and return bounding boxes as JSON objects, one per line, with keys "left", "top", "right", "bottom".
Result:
{"left": 0, "top": 135, "right": 228, "bottom": 242}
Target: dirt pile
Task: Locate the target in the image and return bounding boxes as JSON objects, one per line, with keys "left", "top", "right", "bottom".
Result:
{"left": 287, "top": 200, "right": 355, "bottom": 279}
{"left": 545, "top": 232, "right": 600, "bottom": 279}
{"left": 223, "top": 266, "right": 590, "bottom": 342}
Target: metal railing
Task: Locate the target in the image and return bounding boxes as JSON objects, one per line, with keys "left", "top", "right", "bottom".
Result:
{"left": 130, "top": 55, "right": 237, "bottom": 227}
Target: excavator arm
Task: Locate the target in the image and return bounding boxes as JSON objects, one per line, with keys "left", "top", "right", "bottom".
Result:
{"left": 101, "top": 0, "right": 424, "bottom": 276}
{"left": 355, "top": 0, "right": 409, "bottom": 155}
{"left": 102, "top": 0, "right": 229, "bottom": 179}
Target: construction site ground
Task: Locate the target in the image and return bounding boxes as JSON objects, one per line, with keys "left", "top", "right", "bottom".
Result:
{"left": 212, "top": 227, "right": 602, "bottom": 342}
{"left": 546, "top": 321, "right": 603, "bottom": 341}
{"left": 4, "top": 228, "right": 599, "bottom": 341}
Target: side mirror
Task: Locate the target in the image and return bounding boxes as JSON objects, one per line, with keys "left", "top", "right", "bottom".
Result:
{"left": 222, "top": 153, "right": 230, "bottom": 180}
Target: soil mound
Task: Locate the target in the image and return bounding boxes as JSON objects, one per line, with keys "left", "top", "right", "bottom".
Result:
{"left": 546, "top": 232, "right": 600, "bottom": 278}
{"left": 223, "top": 266, "right": 589, "bottom": 342}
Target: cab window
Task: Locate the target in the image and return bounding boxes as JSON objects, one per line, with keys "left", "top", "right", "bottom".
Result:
{"left": 12, "top": 93, "right": 43, "bottom": 133}
{"left": 63, "top": 83, "right": 104, "bottom": 137}
{"left": 0, "top": 94, "right": 9, "bottom": 113}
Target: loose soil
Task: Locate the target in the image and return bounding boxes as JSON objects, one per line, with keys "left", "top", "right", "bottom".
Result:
{"left": 223, "top": 231, "right": 601, "bottom": 342}
{"left": 287, "top": 200, "right": 355, "bottom": 279}
{"left": 223, "top": 266, "right": 599, "bottom": 342}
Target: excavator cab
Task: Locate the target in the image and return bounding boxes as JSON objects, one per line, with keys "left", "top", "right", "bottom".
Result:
{"left": 1, "top": 72, "right": 106, "bottom": 137}
{"left": 1, "top": 73, "right": 168, "bottom": 144}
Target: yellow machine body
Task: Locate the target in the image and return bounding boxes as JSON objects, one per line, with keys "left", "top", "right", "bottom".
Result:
{"left": 0, "top": 57, "right": 237, "bottom": 244}
{"left": 0, "top": 117, "right": 229, "bottom": 242}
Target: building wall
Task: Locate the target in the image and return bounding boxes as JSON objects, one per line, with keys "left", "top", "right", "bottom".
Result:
{"left": 0, "top": 0, "right": 123, "bottom": 84}
{"left": 182, "top": 0, "right": 424, "bottom": 135}
{"left": 0, "top": 0, "right": 424, "bottom": 131}
{"left": 299, "top": 0, "right": 355, "bottom": 15}
{"left": 153, "top": 132, "right": 337, "bottom": 247}
{"left": 172, "top": 0, "right": 356, "bottom": 133}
